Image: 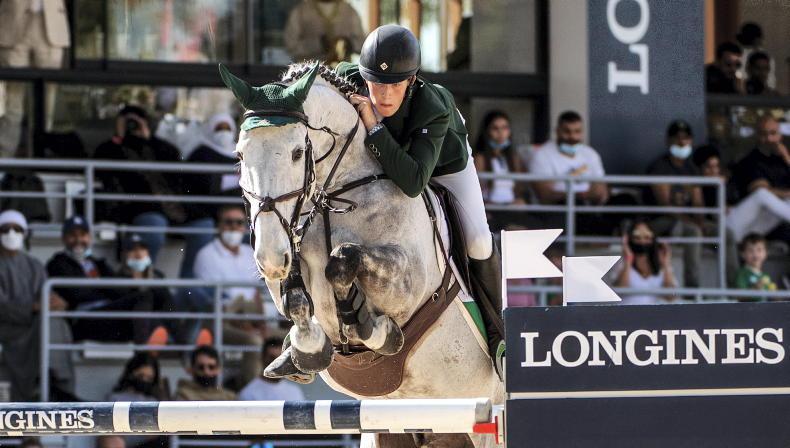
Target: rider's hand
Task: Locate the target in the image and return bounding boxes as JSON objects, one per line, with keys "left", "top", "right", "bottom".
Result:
{"left": 349, "top": 94, "right": 378, "bottom": 131}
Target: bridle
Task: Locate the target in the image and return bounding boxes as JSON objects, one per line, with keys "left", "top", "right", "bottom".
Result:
{"left": 239, "top": 107, "right": 385, "bottom": 352}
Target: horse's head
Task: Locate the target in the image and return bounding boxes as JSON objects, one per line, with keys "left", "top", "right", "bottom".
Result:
{"left": 220, "top": 63, "right": 354, "bottom": 281}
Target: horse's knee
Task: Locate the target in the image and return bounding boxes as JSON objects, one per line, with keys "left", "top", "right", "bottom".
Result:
{"left": 326, "top": 243, "right": 363, "bottom": 288}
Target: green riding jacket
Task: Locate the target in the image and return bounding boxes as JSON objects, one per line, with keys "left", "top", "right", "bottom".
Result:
{"left": 335, "top": 62, "right": 469, "bottom": 198}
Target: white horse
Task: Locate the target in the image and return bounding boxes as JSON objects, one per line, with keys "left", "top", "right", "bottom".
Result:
{"left": 227, "top": 63, "right": 503, "bottom": 448}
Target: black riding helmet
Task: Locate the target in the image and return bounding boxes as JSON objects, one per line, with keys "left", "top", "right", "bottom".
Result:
{"left": 359, "top": 25, "right": 421, "bottom": 84}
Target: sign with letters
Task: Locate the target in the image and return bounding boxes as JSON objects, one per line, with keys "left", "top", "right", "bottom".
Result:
{"left": 504, "top": 302, "right": 790, "bottom": 447}
{"left": 588, "top": 0, "right": 705, "bottom": 174}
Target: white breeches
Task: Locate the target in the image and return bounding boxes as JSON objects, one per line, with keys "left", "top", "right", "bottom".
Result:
{"left": 726, "top": 188, "right": 790, "bottom": 242}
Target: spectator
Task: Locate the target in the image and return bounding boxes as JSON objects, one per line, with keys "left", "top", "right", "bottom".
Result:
{"left": 175, "top": 345, "right": 236, "bottom": 401}
{"left": 239, "top": 338, "right": 305, "bottom": 401}
{"left": 735, "top": 22, "right": 776, "bottom": 90}
{"left": 705, "top": 42, "right": 743, "bottom": 94}
{"left": 644, "top": 120, "right": 703, "bottom": 287}
{"left": 474, "top": 110, "right": 525, "bottom": 205}
{"left": 735, "top": 233, "right": 777, "bottom": 301}
{"left": 745, "top": 52, "right": 778, "bottom": 96}
{"left": 108, "top": 353, "right": 170, "bottom": 401}
{"left": 46, "top": 216, "right": 119, "bottom": 341}
{"left": 189, "top": 205, "right": 265, "bottom": 387}
{"left": 0, "top": 0, "right": 70, "bottom": 157}
{"left": 93, "top": 105, "right": 215, "bottom": 271}
{"left": 96, "top": 436, "right": 126, "bottom": 448}
{"left": 0, "top": 210, "right": 73, "bottom": 401}
{"left": 284, "top": 0, "right": 365, "bottom": 64}
{"left": 730, "top": 115, "right": 790, "bottom": 245}
{"left": 114, "top": 233, "right": 173, "bottom": 344}
{"left": 530, "top": 111, "right": 614, "bottom": 234}
{"left": 615, "top": 220, "right": 677, "bottom": 305}
{"left": 186, "top": 113, "right": 242, "bottom": 221}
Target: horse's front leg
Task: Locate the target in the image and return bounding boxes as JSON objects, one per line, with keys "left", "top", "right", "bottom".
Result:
{"left": 325, "top": 242, "right": 410, "bottom": 355}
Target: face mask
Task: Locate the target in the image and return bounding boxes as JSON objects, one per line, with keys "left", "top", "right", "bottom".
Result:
{"left": 68, "top": 245, "right": 92, "bottom": 262}
{"left": 559, "top": 143, "right": 581, "bottom": 156}
{"left": 221, "top": 230, "right": 245, "bottom": 248}
{"left": 629, "top": 241, "right": 652, "bottom": 254}
{"left": 129, "top": 377, "right": 156, "bottom": 396}
{"left": 487, "top": 138, "right": 511, "bottom": 151}
{"left": 669, "top": 144, "right": 692, "bottom": 160}
{"left": 212, "top": 130, "right": 236, "bottom": 152}
{"left": 126, "top": 256, "right": 151, "bottom": 273}
{"left": 1, "top": 230, "right": 24, "bottom": 251}
{"left": 194, "top": 374, "right": 218, "bottom": 388}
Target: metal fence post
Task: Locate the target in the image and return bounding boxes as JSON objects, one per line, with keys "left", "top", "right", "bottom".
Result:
{"left": 85, "top": 164, "right": 95, "bottom": 229}
{"left": 565, "top": 180, "right": 575, "bottom": 256}
{"left": 213, "top": 286, "right": 224, "bottom": 385}
{"left": 717, "top": 177, "right": 727, "bottom": 288}
{"left": 40, "top": 280, "right": 52, "bottom": 402}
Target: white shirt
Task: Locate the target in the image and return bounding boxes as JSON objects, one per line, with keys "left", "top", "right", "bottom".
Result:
{"left": 529, "top": 141, "right": 605, "bottom": 193}
{"left": 487, "top": 157, "right": 516, "bottom": 204}
{"left": 239, "top": 377, "right": 305, "bottom": 401}
{"left": 621, "top": 266, "right": 666, "bottom": 305}
{"left": 193, "top": 239, "right": 260, "bottom": 304}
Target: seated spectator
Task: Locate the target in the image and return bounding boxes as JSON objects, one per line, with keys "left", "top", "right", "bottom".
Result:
{"left": 115, "top": 233, "right": 173, "bottom": 344}
{"left": 0, "top": 169, "right": 51, "bottom": 222}
{"left": 644, "top": 120, "right": 703, "bottom": 287}
{"left": 745, "top": 52, "right": 778, "bottom": 96}
{"left": 176, "top": 345, "right": 236, "bottom": 401}
{"left": 239, "top": 338, "right": 305, "bottom": 401}
{"left": 736, "top": 22, "right": 775, "bottom": 90}
{"left": 0, "top": 210, "right": 74, "bottom": 401}
{"left": 530, "top": 111, "right": 615, "bottom": 234}
{"left": 108, "top": 353, "right": 170, "bottom": 401}
{"left": 96, "top": 436, "right": 126, "bottom": 448}
{"left": 731, "top": 115, "right": 790, "bottom": 245}
{"left": 615, "top": 220, "right": 677, "bottom": 305}
{"left": 735, "top": 233, "right": 778, "bottom": 301}
{"left": 284, "top": 0, "right": 365, "bottom": 64}
{"left": 93, "top": 105, "right": 214, "bottom": 275}
{"left": 705, "top": 42, "right": 743, "bottom": 94}
{"left": 190, "top": 205, "right": 265, "bottom": 387}
{"left": 186, "top": 113, "right": 242, "bottom": 221}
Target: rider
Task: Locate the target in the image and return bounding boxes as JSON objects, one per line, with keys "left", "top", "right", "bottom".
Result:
{"left": 337, "top": 24, "right": 505, "bottom": 375}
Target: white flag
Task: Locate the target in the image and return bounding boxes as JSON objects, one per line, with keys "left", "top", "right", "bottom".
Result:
{"left": 500, "top": 229, "right": 563, "bottom": 279}
{"left": 562, "top": 256, "right": 621, "bottom": 304}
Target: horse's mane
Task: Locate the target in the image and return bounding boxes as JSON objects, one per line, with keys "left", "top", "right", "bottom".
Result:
{"left": 281, "top": 61, "right": 359, "bottom": 97}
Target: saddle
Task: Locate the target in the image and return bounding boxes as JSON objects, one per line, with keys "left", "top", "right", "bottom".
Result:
{"left": 326, "top": 183, "right": 467, "bottom": 396}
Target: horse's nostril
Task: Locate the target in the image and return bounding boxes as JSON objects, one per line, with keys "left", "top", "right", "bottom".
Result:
{"left": 283, "top": 252, "right": 291, "bottom": 267}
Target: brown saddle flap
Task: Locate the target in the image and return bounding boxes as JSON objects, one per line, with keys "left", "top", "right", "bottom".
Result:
{"left": 327, "top": 272, "right": 460, "bottom": 397}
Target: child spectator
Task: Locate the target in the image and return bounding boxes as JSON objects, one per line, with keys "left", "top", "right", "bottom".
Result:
{"left": 735, "top": 233, "right": 777, "bottom": 301}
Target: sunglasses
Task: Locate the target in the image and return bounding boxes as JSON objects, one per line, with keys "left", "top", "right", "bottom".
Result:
{"left": 221, "top": 219, "right": 246, "bottom": 226}
{"left": 0, "top": 225, "right": 24, "bottom": 234}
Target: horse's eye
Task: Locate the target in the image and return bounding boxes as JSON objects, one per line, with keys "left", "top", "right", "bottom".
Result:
{"left": 292, "top": 148, "right": 304, "bottom": 161}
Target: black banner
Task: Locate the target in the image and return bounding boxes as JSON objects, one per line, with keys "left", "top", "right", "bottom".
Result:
{"left": 588, "top": 0, "right": 705, "bottom": 174}
{"left": 505, "top": 302, "right": 790, "bottom": 394}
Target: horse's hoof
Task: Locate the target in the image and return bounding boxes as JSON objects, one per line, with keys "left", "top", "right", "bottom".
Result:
{"left": 371, "top": 316, "right": 405, "bottom": 356}
{"left": 263, "top": 346, "right": 317, "bottom": 384}
{"left": 292, "top": 335, "right": 334, "bottom": 373}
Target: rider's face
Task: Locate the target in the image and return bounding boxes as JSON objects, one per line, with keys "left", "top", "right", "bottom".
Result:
{"left": 365, "top": 77, "right": 412, "bottom": 118}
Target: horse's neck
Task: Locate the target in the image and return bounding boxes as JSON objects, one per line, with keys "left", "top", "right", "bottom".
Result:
{"left": 305, "top": 87, "right": 380, "bottom": 189}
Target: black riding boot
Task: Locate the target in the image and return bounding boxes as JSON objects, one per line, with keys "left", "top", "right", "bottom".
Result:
{"left": 468, "top": 243, "right": 505, "bottom": 379}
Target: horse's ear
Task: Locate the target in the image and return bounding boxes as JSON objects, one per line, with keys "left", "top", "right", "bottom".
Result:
{"left": 219, "top": 64, "right": 255, "bottom": 108}
{"left": 286, "top": 64, "right": 320, "bottom": 105}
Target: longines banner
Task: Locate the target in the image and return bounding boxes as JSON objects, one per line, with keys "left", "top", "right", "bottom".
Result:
{"left": 588, "top": 0, "right": 705, "bottom": 174}
{"left": 504, "top": 302, "right": 790, "bottom": 447}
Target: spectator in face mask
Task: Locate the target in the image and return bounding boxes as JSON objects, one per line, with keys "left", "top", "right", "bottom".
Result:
{"left": 190, "top": 205, "right": 266, "bottom": 387}
{"left": 615, "top": 220, "right": 677, "bottom": 305}
{"left": 644, "top": 120, "right": 704, "bottom": 288}
{"left": 176, "top": 345, "right": 236, "bottom": 401}
{"left": 108, "top": 352, "right": 169, "bottom": 401}
{"left": 239, "top": 338, "right": 305, "bottom": 401}
{"left": 0, "top": 210, "right": 74, "bottom": 401}
{"left": 185, "top": 113, "right": 242, "bottom": 224}
{"left": 46, "top": 216, "right": 121, "bottom": 340}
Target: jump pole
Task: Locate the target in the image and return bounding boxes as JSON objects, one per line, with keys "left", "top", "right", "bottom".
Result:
{"left": 0, "top": 399, "right": 496, "bottom": 438}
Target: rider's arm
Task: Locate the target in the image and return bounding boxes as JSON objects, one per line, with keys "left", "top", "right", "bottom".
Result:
{"left": 365, "top": 111, "right": 450, "bottom": 198}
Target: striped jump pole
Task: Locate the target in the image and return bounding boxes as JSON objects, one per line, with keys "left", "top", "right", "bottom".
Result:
{"left": 0, "top": 399, "right": 496, "bottom": 437}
